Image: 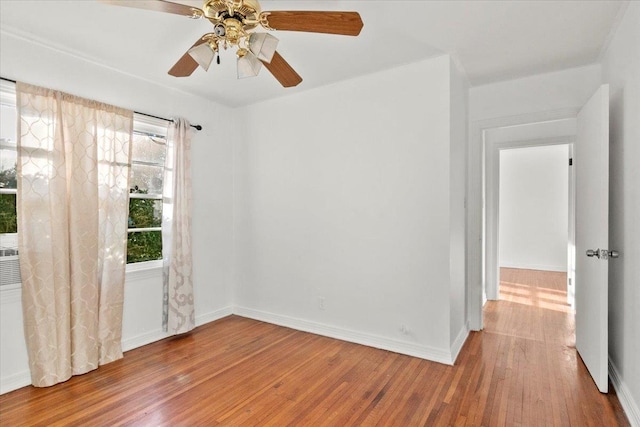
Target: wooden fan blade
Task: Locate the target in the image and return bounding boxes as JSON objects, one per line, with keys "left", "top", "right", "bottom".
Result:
{"left": 261, "top": 51, "right": 302, "bottom": 88}
{"left": 100, "top": 0, "right": 203, "bottom": 18}
{"left": 168, "top": 37, "right": 208, "bottom": 77}
{"left": 262, "top": 11, "right": 363, "bottom": 36}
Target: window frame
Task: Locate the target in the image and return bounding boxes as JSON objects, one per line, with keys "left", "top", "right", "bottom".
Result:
{"left": 0, "top": 83, "right": 17, "bottom": 206}
{"left": 126, "top": 115, "right": 168, "bottom": 268}
{"left": 0, "top": 80, "right": 19, "bottom": 288}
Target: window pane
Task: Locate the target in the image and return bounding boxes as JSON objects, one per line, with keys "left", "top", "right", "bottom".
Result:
{"left": 128, "top": 198, "right": 162, "bottom": 228}
{"left": 132, "top": 133, "right": 166, "bottom": 164}
{"left": 0, "top": 157, "right": 17, "bottom": 190}
{"left": 127, "top": 231, "right": 162, "bottom": 263}
{"left": 0, "top": 193, "right": 17, "bottom": 233}
{"left": 1, "top": 104, "right": 17, "bottom": 143}
{"left": 130, "top": 164, "right": 164, "bottom": 196}
{"left": 0, "top": 103, "right": 17, "bottom": 191}
{"left": 127, "top": 123, "right": 166, "bottom": 264}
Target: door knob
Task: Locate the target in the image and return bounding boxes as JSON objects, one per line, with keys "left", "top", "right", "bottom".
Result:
{"left": 586, "top": 249, "right": 619, "bottom": 259}
{"left": 586, "top": 249, "right": 600, "bottom": 258}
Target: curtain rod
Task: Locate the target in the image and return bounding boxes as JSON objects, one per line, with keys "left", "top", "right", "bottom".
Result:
{"left": 135, "top": 111, "right": 202, "bottom": 131}
{"left": 0, "top": 76, "right": 202, "bottom": 131}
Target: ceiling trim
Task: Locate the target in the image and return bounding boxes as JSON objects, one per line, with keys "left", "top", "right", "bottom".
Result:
{"left": 0, "top": 26, "right": 217, "bottom": 107}
{"left": 597, "top": 0, "right": 630, "bottom": 62}
{"left": 1, "top": 25, "right": 109, "bottom": 72}
{"left": 450, "top": 53, "right": 471, "bottom": 87}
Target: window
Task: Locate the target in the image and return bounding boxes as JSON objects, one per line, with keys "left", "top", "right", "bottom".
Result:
{"left": 0, "top": 82, "right": 19, "bottom": 287}
{"left": 127, "top": 116, "right": 167, "bottom": 264}
{"left": 0, "top": 82, "right": 168, "bottom": 279}
{"left": 0, "top": 91, "right": 17, "bottom": 236}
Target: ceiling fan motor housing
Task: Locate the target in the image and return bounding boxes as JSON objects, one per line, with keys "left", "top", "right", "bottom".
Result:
{"left": 202, "top": 0, "right": 261, "bottom": 31}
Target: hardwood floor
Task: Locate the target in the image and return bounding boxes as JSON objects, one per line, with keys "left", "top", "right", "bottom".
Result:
{"left": 0, "top": 268, "right": 629, "bottom": 426}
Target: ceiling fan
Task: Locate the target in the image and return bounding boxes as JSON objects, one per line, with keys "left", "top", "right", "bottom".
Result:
{"left": 102, "top": 0, "right": 364, "bottom": 88}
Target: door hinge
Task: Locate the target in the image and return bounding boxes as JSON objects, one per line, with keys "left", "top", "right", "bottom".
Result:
{"left": 569, "top": 158, "right": 573, "bottom": 166}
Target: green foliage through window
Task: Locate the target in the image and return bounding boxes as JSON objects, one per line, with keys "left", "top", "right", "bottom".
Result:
{"left": 127, "top": 230, "right": 162, "bottom": 264}
{"left": 127, "top": 186, "right": 163, "bottom": 263}
{"left": 128, "top": 188, "right": 161, "bottom": 228}
{"left": 0, "top": 193, "right": 17, "bottom": 234}
{"left": 0, "top": 166, "right": 17, "bottom": 233}
{"left": 0, "top": 166, "right": 17, "bottom": 189}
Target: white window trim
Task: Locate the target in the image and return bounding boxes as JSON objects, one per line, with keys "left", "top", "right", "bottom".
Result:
{"left": 127, "top": 116, "right": 166, "bottom": 265}
{"left": 125, "top": 259, "right": 163, "bottom": 281}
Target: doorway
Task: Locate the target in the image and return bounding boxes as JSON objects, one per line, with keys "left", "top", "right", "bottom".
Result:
{"left": 482, "top": 118, "right": 576, "bottom": 304}
{"left": 483, "top": 139, "right": 578, "bottom": 379}
{"left": 497, "top": 143, "right": 572, "bottom": 305}
{"left": 470, "top": 85, "right": 611, "bottom": 394}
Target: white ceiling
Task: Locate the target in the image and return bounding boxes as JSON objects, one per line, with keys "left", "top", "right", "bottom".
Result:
{"left": 0, "top": 0, "right": 626, "bottom": 107}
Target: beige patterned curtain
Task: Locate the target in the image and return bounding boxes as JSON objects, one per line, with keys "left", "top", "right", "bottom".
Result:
{"left": 16, "top": 82, "right": 133, "bottom": 387}
{"left": 162, "top": 118, "right": 194, "bottom": 334}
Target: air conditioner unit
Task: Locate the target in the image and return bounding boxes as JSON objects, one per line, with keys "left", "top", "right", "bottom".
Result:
{"left": 0, "top": 252, "right": 21, "bottom": 287}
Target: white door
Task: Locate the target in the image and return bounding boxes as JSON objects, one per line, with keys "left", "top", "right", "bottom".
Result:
{"left": 575, "top": 84, "right": 611, "bottom": 393}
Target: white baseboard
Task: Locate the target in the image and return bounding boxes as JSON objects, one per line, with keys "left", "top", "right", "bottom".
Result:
{"left": 450, "top": 323, "right": 470, "bottom": 364}
{"left": 196, "top": 306, "right": 233, "bottom": 327}
{"left": 609, "top": 358, "right": 640, "bottom": 427}
{"left": 0, "top": 370, "right": 31, "bottom": 395}
{"left": 500, "top": 263, "right": 567, "bottom": 273}
{"left": 122, "top": 329, "right": 169, "bottom": 353}
{"left": 122, "top": 306, "right": 234, "bottom": 352}
{"left": 233, "top": 306, "right": 454, "bottom": 365}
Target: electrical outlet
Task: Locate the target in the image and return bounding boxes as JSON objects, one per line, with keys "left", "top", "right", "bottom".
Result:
{"left": 318, "top": 297, "right": 325, "bottom": 311}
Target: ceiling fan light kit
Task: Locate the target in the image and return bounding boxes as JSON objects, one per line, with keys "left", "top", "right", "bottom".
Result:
{"left": 236, "top": 49, "right": 262, "bottom": 79}
{"left": 103, "top": 0, "right": 363, "bottom": 88}
{"left": 187, "top": 40, "right": 217, "bottom": 71}
{"left": 249, "top": 32, "right": 278, "bottom": 63}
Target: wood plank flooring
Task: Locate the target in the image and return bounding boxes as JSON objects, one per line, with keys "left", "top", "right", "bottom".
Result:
{"left": 0, "top": 268, "right": 629, "bottom": 426}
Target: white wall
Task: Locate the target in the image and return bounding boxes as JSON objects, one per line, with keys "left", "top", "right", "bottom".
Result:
{"left": 470, "top": 64, "right": 603, "bottom": 122}
{"left": 449, "top": 62, "right": 469, "bottom": 349}
{"left": 0, "top": 33, "right": 236, "bottom": 393}
{"left": 601, "top": 2, "right": 640, "bottom": 424}
{"left": 499, "top": 145, "right": 569, "bottom": 272}
{"left": 234, "top": 55, "right": 467, "bottom": 363}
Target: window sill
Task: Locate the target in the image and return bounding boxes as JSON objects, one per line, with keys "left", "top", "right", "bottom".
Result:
{"left": 0, "top": 282, "right": 21, "bottom": 292}
{"left": 1, "top": 261, "right": 162, "bottom": 294}
{"left": 126, "top": 260, "right": 162, "bottom": 282}
{"left": 0, "top": 284, "right": 21, "bottom": 303}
